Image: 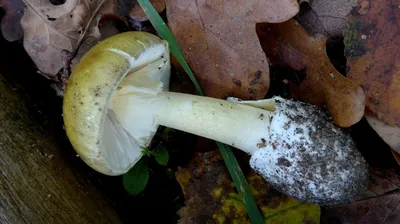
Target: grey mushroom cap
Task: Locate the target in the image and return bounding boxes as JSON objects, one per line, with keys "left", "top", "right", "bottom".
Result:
{"left": 249, "top": 96, "right": 369, "bottom": 205}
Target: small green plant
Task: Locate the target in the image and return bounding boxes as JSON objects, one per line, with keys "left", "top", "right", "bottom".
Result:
{"left": 122, "top": 146, "right": 170, "bottom": 195}
{"left": 122, "top": 157, "right": 149, "bottom": 195}
{"left": 154, "top": 146, "right": 169, "bottom": 166}
{"left": 122, "top": 127, "right": 171, "bottom": 196}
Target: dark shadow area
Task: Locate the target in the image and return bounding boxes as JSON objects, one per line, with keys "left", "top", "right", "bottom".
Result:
{"left": 350, "top": 118, "right": 398, "bottom": 169}
{"left": 326, "top": 37, "right": 348, "bottom": 75}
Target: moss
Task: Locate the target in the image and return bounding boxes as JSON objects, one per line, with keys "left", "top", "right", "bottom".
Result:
{"left": 212, "top": 187, "right": 223, "bottom": 198}
{"left": 344, "top": 17, "right": 366, "bottom": 58}
{"left": 262, "top": 198, "right": 320, "bottom": 224}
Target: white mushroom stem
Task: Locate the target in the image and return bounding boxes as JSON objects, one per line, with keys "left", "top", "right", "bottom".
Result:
{"left": 155, "top": 92, "right": 273, "bottom": 154}
{"left": 111, "top": 90, "right": 274, "bottom": 155}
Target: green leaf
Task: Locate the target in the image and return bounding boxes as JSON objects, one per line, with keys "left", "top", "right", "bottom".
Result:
{"left": 155, "top": 146, "right": 169, "bottom": 166}
{"left": 137, "top": 1, "right": 264, "bottom": 223}
{"left": 123, "top": 157, "right": 149, "bottom": 195}
{"left": 140, "top": 146, "right": 152, "bottom": 156}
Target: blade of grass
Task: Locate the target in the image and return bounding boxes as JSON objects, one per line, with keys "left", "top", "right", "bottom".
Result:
{"left": 216, "top": 142, "right": 265, "bottom": 224}
{"left": 137, "top": 1, "right": 264, "bottom": 223}
{"left": 136, "top": 1, "right": 203, "bottom": 96}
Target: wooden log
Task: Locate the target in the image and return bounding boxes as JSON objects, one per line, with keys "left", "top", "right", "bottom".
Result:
{"left": 0, "top": 72, "right": 120, "bottom": 223}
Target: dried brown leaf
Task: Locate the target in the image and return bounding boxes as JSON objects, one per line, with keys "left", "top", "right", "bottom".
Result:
{"left": 20, "top": 0, "right": 119, "bottom": 77}
{"left": 344, "top": 0, "right": 400, "bottom": 127}
{"left": 257, "top": 19, "right": 365, "bottom": 127}
{"left": 392, "top": 149, "right": 400, "bottom": 166}
{"left": 322, "top": 168, "right": 400, "bottom": 224}
{"left": 176, "top": 150, "right": 320, "bottom": 224}
{"left": 365, "top": 111, "right": 400, "bottom": 154}
{"left": 297, "top": 0, "right": 358, "bottom": 38}
{"left": 130, "top": 0, "right": 165, "bottom": 22}
{"left": 298, "top": 0, "right": 310, "bottom": 4}
{"left": 70, "top": 18, "right": 122, "bottom": 69}
{"left": 322, "top": 190, "right": 400, "bottom": 223}
{"left": 165, "top": 0, "right": 300, "bottom": 99}
{"left": 0, "top": 0, "right": 24, "bottom": 41}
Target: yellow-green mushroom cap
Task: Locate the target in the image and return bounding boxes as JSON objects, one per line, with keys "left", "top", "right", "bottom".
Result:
{"left": 63, "top": 32, "right": 170, "bottom": 175}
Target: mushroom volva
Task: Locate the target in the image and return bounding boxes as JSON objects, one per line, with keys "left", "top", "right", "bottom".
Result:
{"left": 63, "top": 31, "right": 368, "bottom": 205}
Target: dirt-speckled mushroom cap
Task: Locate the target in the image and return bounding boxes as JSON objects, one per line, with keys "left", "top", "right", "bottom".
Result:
{"left": 250, "top": 96, "right": 369, "bottom": 205}
{"left": 63, "top": 32, "right": 170, "bottom": 175}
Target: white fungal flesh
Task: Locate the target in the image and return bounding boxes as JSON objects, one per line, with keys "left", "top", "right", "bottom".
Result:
{"left": 100, "top": 43, "right": 170, "bottom": 171}
{"left": 111, "top": 90, "right": 275, "bottom": 154}
{"left": 249, "top": 97, "right": 368, "bottom": 204}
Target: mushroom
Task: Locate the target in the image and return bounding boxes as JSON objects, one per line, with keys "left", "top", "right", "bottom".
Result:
{"left": 63, "top": 31, "right": 368, "bottom": 205}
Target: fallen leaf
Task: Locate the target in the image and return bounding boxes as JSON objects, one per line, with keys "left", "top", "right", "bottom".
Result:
{"left": 130, "top": 0, "right": 165, "bottom": 22}
{"left": 321, "top": 190, "right": 400, "bottom": 224}
{"left": 365, "top": 110, "right": 400, "bottom": 154}
{"left": 391, "top": 149, "right": 400, "bottom": 165}
{"left": 321, "top": 168, "right": 400, "bottom": 224}
{"left": 298, "top": 0, "right": 310, "bottom": 4}
{"left": 70, "top": 17, "right": 122, "bottom": 70}
{"left": 364, "top": 168, "right": 400, "bottom": 197}
{"left": 176, "top": 150, "right": 320, "bottom": 224}
{"left": 296, "top": 0, "right": 358, "bottom": 38}
{"left": 257, "top": 19, "right": 365, "bottom": 127}
{"left": 392, "top": 149, "right": 400, "bottom": 166}
{"left": 20, "top": 0, "right": 121, "bottom": 77}
{"left": 0, "top": 0, "right": 24, "bottom": 41}
{"left": 344, "top": 0, "right": 400, "bottom": 127}
{"left": 165, "top": 0, "right": 300, "bottom": 99}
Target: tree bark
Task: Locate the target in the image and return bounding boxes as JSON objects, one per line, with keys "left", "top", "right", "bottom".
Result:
{"left": 0, "top": 73, "right": 120, "bottom": 224}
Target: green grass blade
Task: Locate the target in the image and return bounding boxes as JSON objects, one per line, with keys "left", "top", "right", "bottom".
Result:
{"left": 217, "top": 142, "right": 265, "bottom": 224}
{"left": 136, "top": 1, "right": 203, "bottom": 96}
{"left": 137, "top": 1, "right": 264, "bottom": 223}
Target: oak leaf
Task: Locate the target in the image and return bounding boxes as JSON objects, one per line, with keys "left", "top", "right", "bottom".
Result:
{"left": 322, "top": 168, "right": 400, "bottom": 223}
{"left": 297, "top": 0, "right": 358, "bottom": 38}
{"left": 130, "top": 0, "right": 165, "bottom": 22}
{"left": 165, "top": 0, "right": 300, "bottom": 99}
{"left": 344, "top": 0, "right": 400, "bottom": 127}
{"left": 392, "top": 149, "right": 400, "bottom": 166}
{"left": 366, "top": 109, "right": 400, "bottom": 164}
{"left": 257, "top": 19, "right": 365, "bottom": 127}
{"left": 20, "top": 0, "right": 118, "bottom": 77}
{"left": 0, "top": 0, "right": 24, "bottom": 41}
{"left": 176, "top": 150, "right": 320, "bottom": 224}
{"left": 366, "top": 110, "right": 400, "bottom": 154}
